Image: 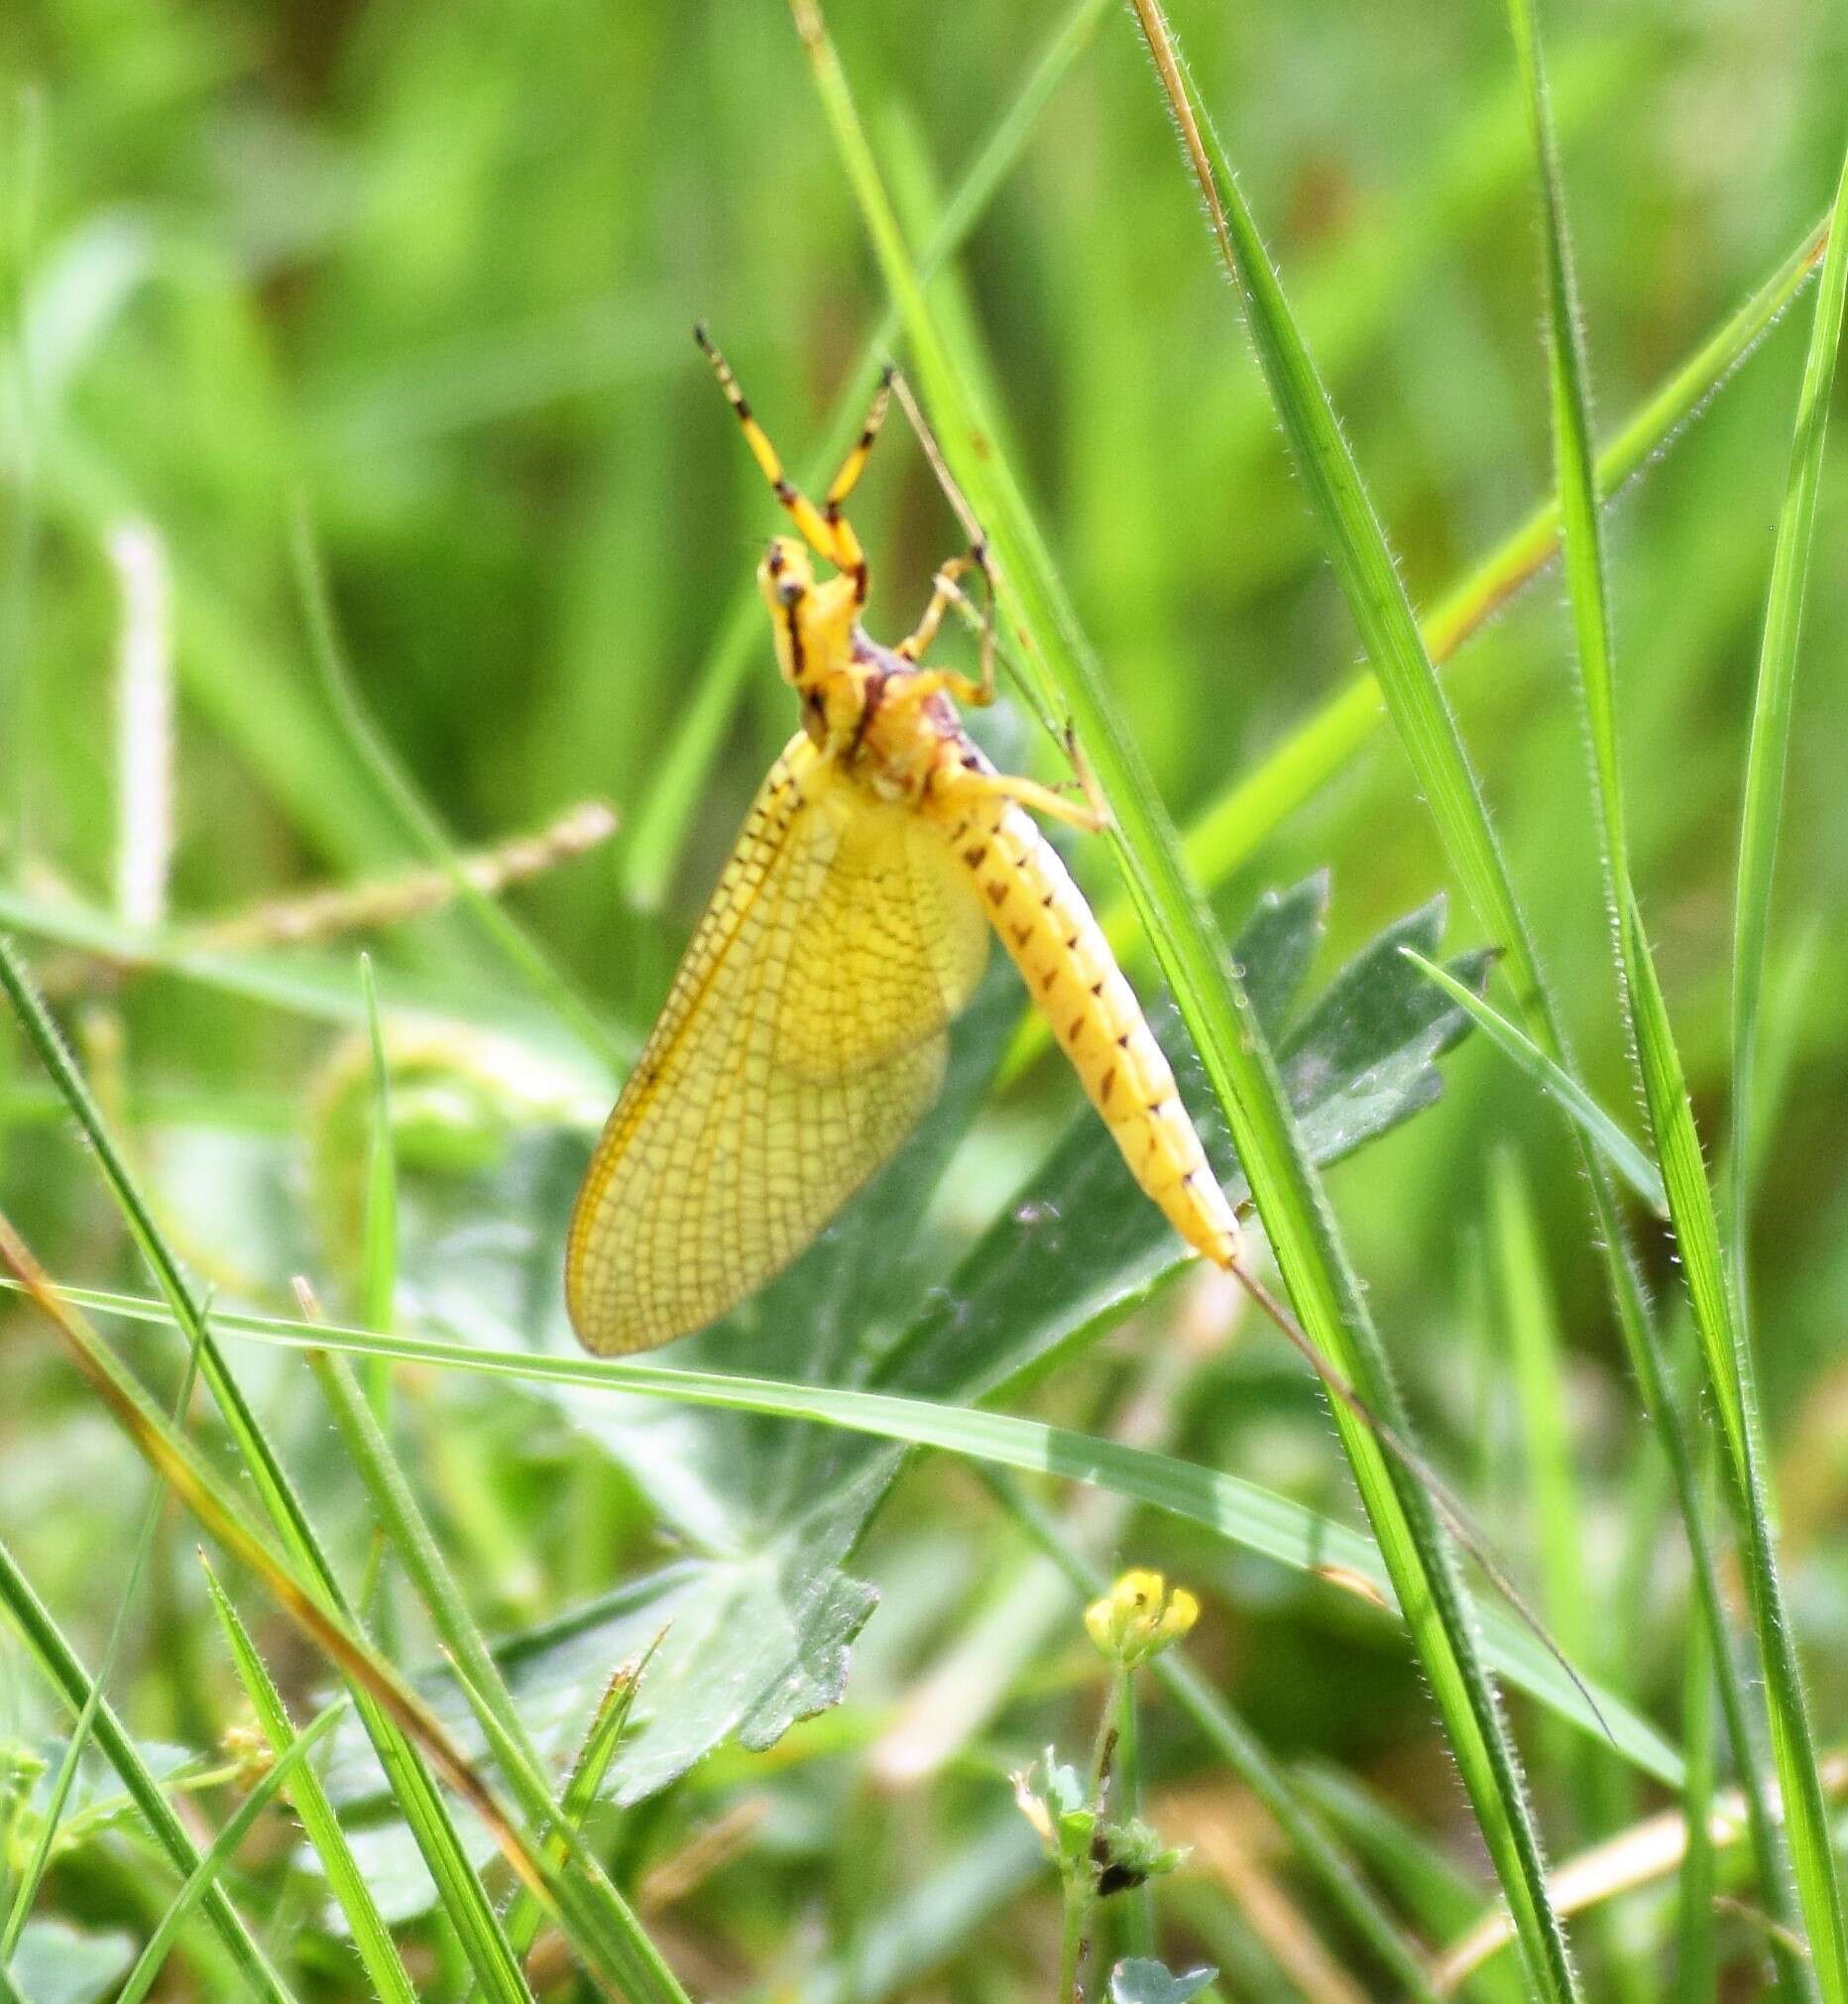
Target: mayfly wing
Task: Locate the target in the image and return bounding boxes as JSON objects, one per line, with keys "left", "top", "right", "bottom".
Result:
{"left": 566, "top": 732, "right": 991, "bottom": 1355}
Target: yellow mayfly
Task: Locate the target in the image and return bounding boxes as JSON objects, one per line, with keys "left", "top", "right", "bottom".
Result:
{"left": 566, "top": 331, "right": 1238, "bottom": 1356}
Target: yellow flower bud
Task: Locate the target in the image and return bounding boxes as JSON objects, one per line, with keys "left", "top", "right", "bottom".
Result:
{"left": 1085, "top": 1570, "right": 1200, "bottom": 1665}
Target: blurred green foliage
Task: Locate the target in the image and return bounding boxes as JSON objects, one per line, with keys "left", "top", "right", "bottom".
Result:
{"left": 1, "top": 0, "right": 1844, "bottom": 1996}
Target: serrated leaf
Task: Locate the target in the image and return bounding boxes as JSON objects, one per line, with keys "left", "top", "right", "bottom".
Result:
{"left": 481, "top": 884, "right": 1484, "bottom": 1806}
{"left": 311, "top": 883, "right": 1484, "bottom": 1861}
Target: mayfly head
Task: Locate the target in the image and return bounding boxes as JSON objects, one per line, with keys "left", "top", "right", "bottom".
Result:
{"left": 758, "top": 534, "right": 860, "bottom": 700}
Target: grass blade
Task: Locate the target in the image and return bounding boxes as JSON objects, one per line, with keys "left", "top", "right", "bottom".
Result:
{"left": 442, "top": 1648, "right": 691, "bottom": 2004}
{"left": 198, "top": 1561, "right": 415, "bottom": 2004}
{"left": 0, "top": 1319, "right": 202, "bottom": 1965}
{"left": 1112, "top": 0, "right": 1789, "bottom": 1956}
{"left": 500, "top": 1648, "right": 655, "bottom": 1968}
{"left": 1503, "top": 0, "right": 1848, "bottom": 1988}
{"left": 0, "top": 1213, "right": 543, "bottom": 2004}
{"left": 0, "top": 1531, "right": 293, "bottom": 2002}
{"left": 1675, "top": 1575, "right": 1718, "bottom": 2004}
{"left": 0, "top": 933, "right": 546, "bottom": 2004}
{"left": 1730, "top": 149, "right": 1848, "bottom": 1267}
{"left": 295, "top": 1284, "right": 556, "bottom": 1898}
{"left": 36, "top": 1277, "right": 1683, "bottom": 1791}
{"left": 1001, "top": 210, "right": 1830, "bottom": 1082}
{"left": 1121, "top": 4, "right": 1552, "bottom": 1035}
{"left": 1621, "top": 882, "right": 1847, "bottom": 1993}
{"left": 1101, "top": 6, "right": 1578, "bottom": 1990}
{"left": 357, "top": 953, "right": 398, "bottom": 1419}
{"left": 1402, "top": 947, "right": 1666, "bottom": 1214}
{"left": 112, "top": 1692, "right": 349, "bottom": 2004}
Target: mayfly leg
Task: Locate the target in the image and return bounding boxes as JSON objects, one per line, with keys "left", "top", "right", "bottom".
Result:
{"left": 694, "top": 324, "right": 884, "bottom": 601}
{"left": 967, "top": 766, "right": 1106, "bottom": 836}
{"left": 896, "top": 542, "right": 996, "bottom": 705}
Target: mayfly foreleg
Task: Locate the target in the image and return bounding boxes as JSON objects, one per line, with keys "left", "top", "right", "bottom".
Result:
{"left": 896, "top": 543, "right": 995, "bottom": 707}
{"left": 695, "top": 324, "right": 861, "bottom": 581}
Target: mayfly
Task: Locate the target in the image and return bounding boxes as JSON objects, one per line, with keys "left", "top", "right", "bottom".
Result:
{"left": 559, "top": 340, "right": 1597, "bottom": 1734}
{"left": 565, "top": 329, "right": 1237, "bottom": 1356}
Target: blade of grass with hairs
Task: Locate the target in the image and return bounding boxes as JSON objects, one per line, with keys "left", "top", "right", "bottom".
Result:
{"left": 1120, "top": 0, "right": 1797, "bottom": 1968}
{"left": 6, "top": 1275, "right": 1685, "bottom": 1789}
{"left": 1502, "top": 0, "right": 1848, "bottom": 1985}
{"left": 0, "top": 931, "right": 692, "bottom": 2004}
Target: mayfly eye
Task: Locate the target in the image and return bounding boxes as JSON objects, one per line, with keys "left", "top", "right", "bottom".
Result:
{"left": 776, "top": 577, "right": 805, "bottom": 607}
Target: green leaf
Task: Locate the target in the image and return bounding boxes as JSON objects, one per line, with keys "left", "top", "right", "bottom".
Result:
{"left": 10, "top": 1919, "right": 136, "bottom": 2004}
{"left": 1109, "top": 1955, "right": 1216, "bottom": 2004}
{"left": 483, "top": 888, "right": 1494, "bottom": 1802}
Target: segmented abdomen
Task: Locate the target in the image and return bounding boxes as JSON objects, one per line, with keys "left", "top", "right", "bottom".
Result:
{"left": 945, "top": 791, "right": 1239, "bottom": 1268}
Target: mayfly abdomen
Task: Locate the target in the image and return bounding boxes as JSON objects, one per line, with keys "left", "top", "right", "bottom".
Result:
{"left": 951, "top": 794, "right": 1239, "bottom": 1268}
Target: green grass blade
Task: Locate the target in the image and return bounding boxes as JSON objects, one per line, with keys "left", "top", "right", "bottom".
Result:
{"left": 1119, "top": 5, "right": 1553, "bottom": 1042}
{"left": 1489, "top": 1151, "right": 1588, "bottom": 1676}
{"left": 49, "top": 1284, "right": 1682, "bottom": 1788}
{"left": 1620, "top": 883, "right": 1848, "bottom": 1995}
{"left": 304, "top": 1325, "right": 544, "bottom": 1783}
{"left": 1107, "top": 0, "right": 1787, "bottom": 1958}
{"left": 1730, "top": 149, "right": 1848, "bottom": 1271}
{"left": 500, "top": 1650, "right": 653, "bottom": 1968}
{"left": 0, "top": 933, "right": 542, "bottom": 2004}
{"left": 1502, "top": 3, "right": 1626, "bottom": 885}
{"left": 442, "top": 1650, "right": 692, "bottom": 2004}
{"left": 197, "top": 1561, "right": 416, "bottom": 2004}
{"left": 0, "top": 1228, "right": 543, "bottom": 2004}
{"left": 0, "top": 1531, "right": 293, "bottom": 2003}
{"left": 1503, "top": 0, "right": 1848, "bottom": 1989}
{"left": 0, "top": 83, "right": 46, "bottom": 854}
{"left": 1095, "top": 7, "right": 1576, "bottom": 1990}
{"left": 113, "top": 1694, "right": 350, "bottom": 2004}
{"left": 1403, "top": 948, "right": 1666, "bottom": 1214}
{"left": 1000, "top": 209, "right": 1829, "bottom": 1083}
{"left": 0, "top": 1323, "right": 201, "bottom": 1965}
{"left": 1675, "top": 1560, "right": 1718, "bottom": 2004}
{"left": 289, "top": 512, "right": 624, "bottom": 1073}
{"left": 357, "top": 953, "right": 398, "bottom": 1417}
{"left": 620, "top": 0, "right": 1115, "bottom": 909}
{"left": 1490, "top": 1142, "right": 1641, "bottom": 1938}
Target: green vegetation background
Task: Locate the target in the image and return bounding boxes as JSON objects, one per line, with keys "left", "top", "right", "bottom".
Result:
{"left": 0, "top": 0, "right": 1843, "bottom": 1997}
